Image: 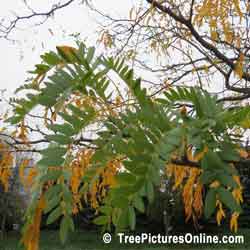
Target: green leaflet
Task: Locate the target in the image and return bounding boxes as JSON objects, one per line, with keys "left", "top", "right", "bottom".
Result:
{"left": 217, "top": 187, "right": 242, "bottom": 213}
{"left": 111, "top": 194, "right": 129, "bottom": 209}
{"left": 47, "top": 124, "right": 76, "bottom": 136}
{"left": 93, "top": 216, "right": 109, "bottom": 225}
{"left": 217, "top": 174, "right": 239, "bottom": 189}
{"left": 116, "top": 173, "right": 137, "bottom": 186}
{"left": 86, "top": 46, "right": 95, "bottom": 64}
{"left": 39, "top": 170, "right": 63, "bottom": 182}
{"left": 41, "top": 51, "right": 62, "bottom": 65}
{"left": 200, "top": 171, "right": 216, "bottom": 184}
{"left": 44, "top": 196, "right": 61, "bottom": 214}
{"left": 40, "top": 146, "right": 67, "bottom": 158}
{"left": 47, "top": 206, "right": 62, "bottom": 225}
{"left": 133, "top": 196, "right": 145, "bottom": 213}
{"left": 204, "top": 188, "right": 217, "bottom": 219}
{"left": 146, "top": 181, "right": 154, "bottom": 204}
{"left": 60, "top": 216, "right": 74, "bottom": 244}
{"left": 115, "top": 208, "right": 129, "bottom": 230}
{"left": 37, "top": 94, "right": 57, "bottom": 107}
{"left": 37, "top": 157, "right": 65, "bottom": 167}
{"left": 30, "top": 64, "right": 50, "bottom": 75}
{"left": 58, "top": 112, "right": 83, "bottom": 131}
{"left": 128, "top": 206, "right": 136, "bottom": 230}
{"left": 201, "top": 151, "right": 225, "bottom": 170}
{"left": 99, "top": 206, "right": 113, "bottom": 215}
{"left": 44, "top": 185, "right": 62, "bottom": 201}
{"left": 46, "top": 134, "right": 72, "bottom": 145}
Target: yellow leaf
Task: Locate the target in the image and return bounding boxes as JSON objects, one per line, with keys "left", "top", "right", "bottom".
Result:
{"left": 234, "top": 53, "right": 244, "bottom": 79}
{"left": 216, "top": 200, "right": 226, "bottom": 225}
{"left": 238, "top": 149, "right": 248, "bottom": 159}
{"left": 21, "top": 195, "right": 46, "bottom": 250}
{"left": 210, "top": 180, "right": 220, "bottom": 188}
{"left": 230, "top": 212, "right": 239, "bottom": 233}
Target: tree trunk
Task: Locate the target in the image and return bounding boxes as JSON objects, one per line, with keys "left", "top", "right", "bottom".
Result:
{"left": 0, "top": 194, "right": 8, "bottom": 240}
{"left": 0, "top": 213, "right": 6, "bottom": 240}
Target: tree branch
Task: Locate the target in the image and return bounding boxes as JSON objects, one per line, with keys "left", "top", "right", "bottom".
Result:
{"left": 145, "top": 0, "right": 250, "bottom": 82}
{"left": 0, "top": 0, "right": 77, "bottom": 39}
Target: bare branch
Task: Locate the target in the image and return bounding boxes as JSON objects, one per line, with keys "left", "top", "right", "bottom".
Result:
{"left": 0, "top": 0, "right": 77, "bottom": 39}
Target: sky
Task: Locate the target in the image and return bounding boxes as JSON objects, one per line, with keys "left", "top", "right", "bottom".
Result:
{"left": 0, "top": 0, "right": 134, "bottom": 100}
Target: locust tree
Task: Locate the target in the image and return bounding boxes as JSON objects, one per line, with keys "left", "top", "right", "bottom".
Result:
{"left": 0, "top": 1, "right": 250, "bottom": 250}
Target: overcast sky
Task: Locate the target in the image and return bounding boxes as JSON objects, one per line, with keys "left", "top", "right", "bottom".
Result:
{"left": 0, "top": 0, "right": 134, "bottom": 99}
